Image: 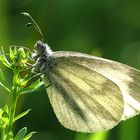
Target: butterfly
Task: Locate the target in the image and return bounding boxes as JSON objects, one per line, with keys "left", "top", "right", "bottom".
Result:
{"left": 31, "top": 40, "right": 140, "bottom": 132}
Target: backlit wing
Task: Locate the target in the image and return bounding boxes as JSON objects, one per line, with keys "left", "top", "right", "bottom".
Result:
{"left": 43, "top": 51, "right": 124, "bottom": 132}
{"left": 51, "top": 51, "right": 140, "bottom": 120}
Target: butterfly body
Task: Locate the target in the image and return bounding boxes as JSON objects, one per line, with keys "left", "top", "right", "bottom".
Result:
{"left": 32, "top": 40, "right": 140, "bottom": 132}
{"left": 32, "top": 41, "right": 55, "bottom": 74}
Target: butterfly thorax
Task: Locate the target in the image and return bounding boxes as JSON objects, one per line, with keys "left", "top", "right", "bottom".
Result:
{"left": 32, "top": 41, "right": 54, "bottom": 75}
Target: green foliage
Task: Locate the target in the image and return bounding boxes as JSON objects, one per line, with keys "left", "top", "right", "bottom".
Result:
{"left": 14, "top": 127, "right": 35, "bottom": 140}
{"left": 0, "top": 1, "right": 140, "bottom": 140}
{"left": 0, "top": 69, "right": 11, "bottom": 93}
{"left": 14, "top": 127, "right": 27, "bottom": 140}
{"left": 0, "top": 105, "right": 9, "bottom": 129}
{"left": 14, "top": 109, "right": 31, "bottom": 122}
{"left": 23, "top": 132, "right": 36, "bottom": 140}
{"left": 0, "top": 47, "right": 41, "bottom": 140}
{"left": 0, "top": 47, "right": 11, "bottom": 68}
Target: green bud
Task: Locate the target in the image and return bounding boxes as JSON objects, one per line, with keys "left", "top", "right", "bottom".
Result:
{"left": 9, "top": 46, "right": 30, "bottom": 69}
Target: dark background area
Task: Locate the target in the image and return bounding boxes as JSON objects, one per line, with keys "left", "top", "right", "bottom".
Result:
{"left": 0, "top": 0, "right": 140, "bottom": 140}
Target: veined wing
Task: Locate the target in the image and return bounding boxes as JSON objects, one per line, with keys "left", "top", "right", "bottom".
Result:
{"left": 51, "top": 51, "right": 140, "bottom": 120}
{"left": 44, "top": 53, "right": 124, "bottom": 132}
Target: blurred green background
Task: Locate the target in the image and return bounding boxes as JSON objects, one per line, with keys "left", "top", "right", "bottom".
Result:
{"left": 0, "top": 0, "right": 140, "bottom": 140}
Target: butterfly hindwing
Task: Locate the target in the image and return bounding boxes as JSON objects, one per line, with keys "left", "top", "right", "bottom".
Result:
{"left": 51, "top": 51, "right": 140, "bottom": 120}
{"left": 43, "top": 53, "right": 124, "bottom": 132}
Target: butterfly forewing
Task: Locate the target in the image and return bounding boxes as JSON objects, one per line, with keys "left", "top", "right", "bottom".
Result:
{"left": 44, "top": 53, "right": 124, "bottom": 132}
{"left": 51, "top": 51, "right": 140, "bottom": 120}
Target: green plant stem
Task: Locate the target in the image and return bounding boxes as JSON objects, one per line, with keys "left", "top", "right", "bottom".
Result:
{"left": 8, "top": 93, "right": 18, "bottom": 132}
{"left": 5, "top": 69, "right": 20, "bottom": 140}
{"left": 6, "top": 92, "right": 18, "bottom": 139}
{"left": 1, "top": 127, "right": 5, "bottom": 140}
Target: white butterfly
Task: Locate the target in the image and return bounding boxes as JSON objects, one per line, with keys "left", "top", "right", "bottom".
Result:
{"left": 32, "top": 40, "right": 140, "bottom": 132}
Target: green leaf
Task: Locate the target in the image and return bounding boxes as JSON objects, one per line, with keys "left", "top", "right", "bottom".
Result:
{"left": 19, "top": 74, "right": 30, "bottom": 86}
{"left": 0, "top": 82, "right": 11, "bottom": 93}
{"left": 23, "top": 132, "right": 36, "bottom": 140}
{"left": 0, "top": 68, "right": 8, "bottom": 85}
{"left": 9, "top": 47, "right": 15, "bottom": 61}
{"left": 0, "top": 69, "right": 11, "bottom": 93}
{"left": 0, "top": 105, "right": 9, "bottom": 127}
{"left": 2, "top": 112, "right": 9, "bottom": 118}
{"left": 14, "top": 109, "right": 31, "bottom": 122}
{"left": 2, "top": 112, "right": 9, "bottom": 125}
{"left": 13, "top": 46, "right": 17, "bottom": 55}
{"left": 19, "top": 80, "right": 44, "bottom": 95}
{"left": 3, "top": 104, "right": 9, "bottom": 113}
{"left": 15, "top": 127, "right": 27, "bottom": 140}
{"left": 0, "top": 46, "right": 11, "bottom": 68}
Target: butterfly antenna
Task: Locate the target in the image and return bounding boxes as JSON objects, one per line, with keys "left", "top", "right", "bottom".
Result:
{"left": 21, "top": 12, "right": 44, "bottom": 42}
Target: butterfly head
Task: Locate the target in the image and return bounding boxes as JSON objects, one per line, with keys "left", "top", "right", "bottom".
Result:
{"left": 32, "top": 40, "right": 52, "bottom": 60}
{"left": 32, "top": 41, "right": 54, "bottom": 74}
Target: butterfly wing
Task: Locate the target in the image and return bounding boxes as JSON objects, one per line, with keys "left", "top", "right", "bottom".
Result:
{"left": 43, "top": 51, "right": 124, "bottom": 132}
{"left": 51, "top": 51, "right": 140, "bottom": 120}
